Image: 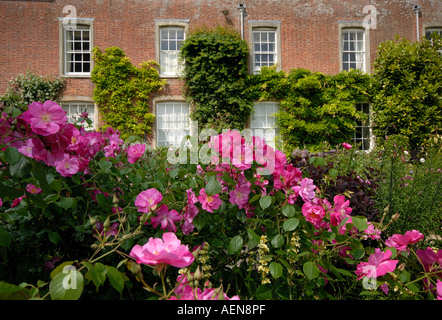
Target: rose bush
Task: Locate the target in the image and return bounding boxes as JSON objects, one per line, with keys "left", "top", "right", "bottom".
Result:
{"left": 0, "top": 101, "right": 440, "bottom": 300}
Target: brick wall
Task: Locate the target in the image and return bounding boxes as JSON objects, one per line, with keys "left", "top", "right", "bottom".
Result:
{"left": 1, "top": 0, "right": 441, "bottom": 100}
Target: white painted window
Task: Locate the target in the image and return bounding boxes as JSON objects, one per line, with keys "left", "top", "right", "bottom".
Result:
{"left": 251, "top": 101, "right": 280, "bottom": 148}
{"left": 425, "top": 28, "right": 442, "bottom": 54}
{"left": 64, "top": 26, "right": 91, "bottom": 75}
{"left": 62, "top": 102, "right": 95, "bottom": 129}
{"left": 342, "top": 29, "right": 365, "bottom": 72}
{"left": 156, "top": 102, "right": 190, "bottom": 147}
{"left": 252, "top": 29, "right": 277, "bottom": 73}
{"left": 160, "top": 27, "right": 185, "bottom": 76}
{"left": 353, "top": 102, "right": 371, "bottom": 151}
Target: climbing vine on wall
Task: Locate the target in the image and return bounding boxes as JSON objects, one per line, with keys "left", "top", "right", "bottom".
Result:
{"left": 180, "top": 26, "right": 253, "bottom": 131}
{"left": 91, "top": 47, "right": 166, "bottom": 140}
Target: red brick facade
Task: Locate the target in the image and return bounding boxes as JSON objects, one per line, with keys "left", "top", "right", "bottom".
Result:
{"left": 1, "top": 0, "right": 441, "bottom": 129}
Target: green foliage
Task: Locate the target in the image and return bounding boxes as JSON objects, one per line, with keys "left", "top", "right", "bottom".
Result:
{"left": 370, "top": 35, "right": 442, "bottom": 151}
{"left": 0, "top": 71, "right": 65, "bottom": 111}
{"left": 180, "top": 26, "right": 254, "bottom": 131}
{"left": 91, "top": 47, "right": 167, "bottom": 140}
{"left": 270, "top": 68, "right": 370, "bottom": 153}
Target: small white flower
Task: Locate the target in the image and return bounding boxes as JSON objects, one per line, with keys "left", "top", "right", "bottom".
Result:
{"left": 420, "top": 158, "right": 425, "bottom": 163}
{"left": 404, "top": 151, "right": 409, "bottom": 155}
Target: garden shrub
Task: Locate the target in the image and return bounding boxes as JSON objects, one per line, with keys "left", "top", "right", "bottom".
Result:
{"left": 370, "top": 35, "right": 442, "bottom": 152}
{"left": 91, "top": 47, "right": 167, "bottom": 140}
{"left": 0, "top": 100, "right": 441, "bottom": 300}
{"left": 0, "top": 71, "right": 65, "bottom": 112}
{"left": 276, "top": 69, "right": 371, "bottom": 154}
{"left": 180, "top": 26, "right": 254, "bottom": 131}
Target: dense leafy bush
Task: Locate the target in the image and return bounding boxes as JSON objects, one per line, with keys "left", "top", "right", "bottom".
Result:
{"left": 180, "top": 26, "right": 254, "bottom": 131}
{"left": 0, "top": 100, "right": 441, "bottom": 300}
{"left": 370, "top": 35, "right": 442, "bottom": 151}
{"left": 0, "top": 71, "right": 65, "bottom": 112}
{"left": 91, "top": 47, "right": 167, "bottom": 140}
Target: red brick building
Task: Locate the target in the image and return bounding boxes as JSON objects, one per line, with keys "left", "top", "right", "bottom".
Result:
{"left": 1, "top": 0, "right": 441, "bottom": 149}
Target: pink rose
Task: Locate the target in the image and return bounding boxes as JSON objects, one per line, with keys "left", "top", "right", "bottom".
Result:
{"left": 355, "top": 248, "right": 398, "bottom": 280}
{"left": 342, "top": 142, "right": 352, "bottom": 150}
{"left": 302, "top": 202, "right": 326, "bottom": 229}
{"left": 130, "top": 232, "right": 194, "bottom": 268}
{"left": 197, "top": 188, "right": 222, "bottom": 213}
{"left": 385, "top": 230, "right": 424, "bottom": 252}
{"left": 20, "top": 101, "right": 67, "bottom": 136}
{"left": 127, "top": 144, "right": 146, "bottom": 164}
{"left": 135, "top": 188, "right": 163, "bottom": 213}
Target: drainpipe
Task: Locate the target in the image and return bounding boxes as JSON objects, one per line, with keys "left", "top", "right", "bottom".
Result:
{"left": 413, "top": 5, "right": 421, "bottom": 41}
{"left": 238, "top": 4, "right": 245, "bottom": 40}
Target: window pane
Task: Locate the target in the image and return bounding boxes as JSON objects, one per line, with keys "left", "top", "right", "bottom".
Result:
{"left": 156, "top": 102, "right": 190, "bottom": 147}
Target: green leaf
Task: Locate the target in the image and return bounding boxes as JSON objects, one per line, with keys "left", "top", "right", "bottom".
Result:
{"left": 99, "top": 159, "right": 112, "bottom": 172}
{"left": 269, "top": 262, "right": 283, "bottom": 279}
{"left": 48, "top": 231, "right": 61, "bottom": 245}
{"left": 169, "top": 168, "right": 180, "bottom": 178}
{"left": 49, "top": 269, "right": 84, "bottom": 300}
{"left": 352, "top": 216, "right": 368, "bottom": 232}
{"left": 106, "top": 266, "right": 125, "bottom": 293}
{"left": 4, "top": 147, "right": 21, "bottom": 165}
{"left": 329, "top": 168, "right": 338, "bottom": 178}
{"left": 59, "top": 197, "right": 77, "bottom": 210}
{"left": 281, "top": 204, "right": 296, "bottom": 217}
{"left": 10, "top": 157, "right": 31, "bottom": 179}
{"left": 205, "top": 177, "right": 221, "bottom": 196}
{"left": 0, "top": 281, "right": 30, "bottom": 300}
{"left": 254, "top": 284, "right": 273, "bottom": 300}
{"left": 227, "top": 235, "right": 243, "bottom": 254}
{"left": 271, "top": 234, "right": 284, "bottom": 248}
{"left": 283, "top": 218, "right": 299, "bottom": 231}
{"left": 0, "top": 227, "right": 11, "bottom": 248}
{"left": 247, "top": 229, "right": 260, "bottom": 249}
{"left": 303, "top": 261, "right": 320, "bottom": 280}
{"left": 83, "top": 262, "right": 107, "bottom": 289}
{"left": 50, "top": 261, "right": 75, "bottom": 279}
{"left": 351, "top": 248, "right": 365, "bottom": 260}
{"left": 259, "top": 195, "right": 272, "bottom": 210}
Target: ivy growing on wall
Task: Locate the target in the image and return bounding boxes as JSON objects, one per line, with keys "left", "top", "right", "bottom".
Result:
{"left": 180, "top": 26, "right": 253, "bottom": 131}
{"left": 180, "top": 26, "right": 371, "bottom": 153}
{"left": 248, "top": 67, "right": 371, "bottom": 153}
{"left": 91, "top": 47, "right": 167, "bottom": 140}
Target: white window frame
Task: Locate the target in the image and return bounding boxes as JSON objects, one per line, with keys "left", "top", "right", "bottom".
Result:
{"left": 341, "top": 29, "right": 365, "bottom": 72}
{"left": 353, "top": 102, "right": 372, "bottom": 151}
{"left": 155, "top": 101, "right": 190, "bottom": 148}
{"left": 250, "top": 101, "right": 280, "bottom": 149}
{"left": 338, "top": 22, "right": 370, "bottom": 73}
{"left": 249, "top": 20, "right": 281, "bottom": 74}
{"left": 155, "top": 19, "right": 189, "bottom": 78}
{"left": 61, "top": 97, "right": 97, "bottom": 130}
{"left": 424, "top": 27, "right": 442, "bottom": 54}
{"left": 59, "top": 18, "right": 94, "bottom": 77}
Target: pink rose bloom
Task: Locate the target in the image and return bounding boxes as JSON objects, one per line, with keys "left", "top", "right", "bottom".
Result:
{"left": 229, "top": 182, "right": 250, "bottom": 209}
{"left": 342, "top": 142, "right": 352, "bottom": 150}
{"left": 127, "top": 144, "right": 146, "bottom": 164}
{"left": 385, "top": 230, "right": 424, "bottom": 252}
{"left": 363, "top": 222, "right": 382, "bottom": 240}
{"left": 330, "top": 195, "right": 352, "bottom": 227}
{"left": 302, "top": 202, "right": 326, "bottom": 229}
{"left": 135, "top": 188, "right": 163, "bottom": 213}
{"left": 181, "top": 189, "right": 200, "bottom": 235}
{"left": 54, "top": 154, "right": 80, "bottom": 177}
{"left": 437, "top": 279, "right": 442, "bottom": 300}
{"left": 129, "top": 232, "right": 194, "bottom": 268}
{"left": 20, "top": 101, "right": 67, "bottom": 136}
{"left": 151, "top": 204, "right": 182, "bottom": 233}
{"left": 293, "top": 177, "right": 316, "bottom": 203}
{"left": 198, "top": 188, "right": 222, "bottom": 213}
{"left": 26, "top": 183, "right": 42, "bottom": 194}
{"left": 416, "top": 247, "right": 442, "bottom": 273}
{"left": 355, "top": 248, "right": 398, "bottom": 280}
